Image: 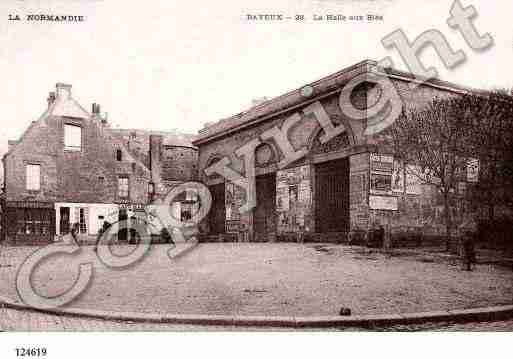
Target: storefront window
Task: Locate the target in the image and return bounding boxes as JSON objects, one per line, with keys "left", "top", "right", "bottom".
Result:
{"left": 7, "top": 207, "right": 54, "bottom": 237}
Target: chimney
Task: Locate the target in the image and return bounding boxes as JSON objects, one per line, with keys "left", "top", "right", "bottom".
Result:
{"left": 47, "top": 92, "right": 56, "bottom": 108}
{"left": 56, "top": 83, "right": 72, "bottom": 99}
{"left": 92, "top": 103, "right": 101, "bottom": 116}
{"left": 149, "top": 134, "right": 163, "bottom": 184}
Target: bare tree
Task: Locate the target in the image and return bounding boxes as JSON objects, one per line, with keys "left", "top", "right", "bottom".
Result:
{"left": 463, "top": 90, "right": 513, "bottom": 220}
{"left": 389, "top": 97, "right": 473, "bottom": 251}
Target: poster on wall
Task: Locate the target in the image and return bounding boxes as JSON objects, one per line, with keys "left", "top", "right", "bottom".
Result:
{"left": 370, "top": 153, "right": 394, "bottom": 195}
{"left": 276, "top": 186, "right": 289, "bottom": 212}
{"left": 370, "top": 173, "right": 392, "bottom": 194}
{"left": 369, "top": 195, "right": 398, "bottom": 211}
{"left": 391, "top": 160, "right": 405, "bottom": 193}
{"left": 225, "top": 182, "right": 241, "bottom": 220}
{"left": 405, "top": 165, "right": 423, "bottom": 194}
{"left": 370, "top": 153, "right": 394, "bottom": 173}
{"left": 298, "top": 180, "right": 311, "bottom": 204}
{"left": 467, "top": 158, "right": 479, "bottom": 183}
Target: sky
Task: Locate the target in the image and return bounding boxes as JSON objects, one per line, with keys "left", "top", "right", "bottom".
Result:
{"left": 1, "top": 0, "right": 513, "bottom": 166}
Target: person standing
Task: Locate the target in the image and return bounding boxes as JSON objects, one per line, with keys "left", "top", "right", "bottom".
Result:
{"left": 70, "top": 222, "right": 80, "bottom": 246}
{"left": 459, "top": 218, "right": 477, "bottom": 271}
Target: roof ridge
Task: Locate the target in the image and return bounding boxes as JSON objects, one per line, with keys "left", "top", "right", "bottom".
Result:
{"left": 194, "top": 59, "right": 485, "bottom": 145}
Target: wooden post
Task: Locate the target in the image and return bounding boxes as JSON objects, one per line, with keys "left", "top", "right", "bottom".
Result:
{"left": 383, "top": 211, "right": 392, "bottom": 254}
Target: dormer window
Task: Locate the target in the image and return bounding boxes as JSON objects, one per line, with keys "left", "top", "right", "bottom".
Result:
{"left": 64, "top": 124, "right": 82, "bottom": 151}
{"left": 116, "top": 149, "right": 122, "bottom": 161}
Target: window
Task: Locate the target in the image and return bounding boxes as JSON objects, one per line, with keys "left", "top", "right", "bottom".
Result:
{"left": 26, "top": 164, "right": 41, "bottom": 191}
{"left": 79, "top": 208, "right": 87, "bottom": 234}
{"left": 118, "top": 176, "right": 129, "bottom": 198}
{"left": 64, "top": 124, "right": 82, "bottom": 151}
{"left": 116, "top": 149, "right": 122, "bottom": 161}
{"left": 8, "top": 208, "right": 53, "bottom": 236}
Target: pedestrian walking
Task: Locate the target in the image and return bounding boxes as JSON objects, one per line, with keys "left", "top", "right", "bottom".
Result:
{"left": 70, "top": 222, "right": 80, "bottom": 246}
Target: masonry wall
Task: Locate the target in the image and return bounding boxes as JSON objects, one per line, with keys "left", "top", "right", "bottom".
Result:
{"left": 366, "top": 78, "right": 467, "bottom": 238}
{"left": 4, "top": 114, "right": 150, "bottom": 205}
{"left": 162, "top": 146, "right": 198, "bottom": 182}
{"left": 196, "top": 73, "right": 473, "bottom": 241}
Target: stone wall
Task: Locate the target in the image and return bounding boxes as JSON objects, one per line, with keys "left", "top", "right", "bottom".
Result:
{"left": 4, "top": 114, "right": 151, "bottom": 205}
{"left": 195, "top": 69, "right": 474, "bottom": 241}
{"left": 162, "top": 146, "right": 198, "bottom": 182}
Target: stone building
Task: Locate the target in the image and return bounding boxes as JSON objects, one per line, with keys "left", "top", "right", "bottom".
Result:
{"left": 193, "top": 60, "right": 477, "bottom": 243}
{"left": 2, "top": 83, "right": 197, "bottom": 243}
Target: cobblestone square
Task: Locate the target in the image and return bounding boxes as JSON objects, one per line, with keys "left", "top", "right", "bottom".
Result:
{"left": 1, "top": 243, "right": 512, "bottom": 318}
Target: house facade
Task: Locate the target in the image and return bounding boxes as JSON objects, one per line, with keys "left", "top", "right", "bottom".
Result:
{"left": 2, "top": 83, "right": 198, "bottom": 244}
{"left": 193, "top": 60, "right": 476, "bottom": 243}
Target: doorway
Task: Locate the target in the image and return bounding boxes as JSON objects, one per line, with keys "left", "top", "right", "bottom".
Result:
{"left": 118, "top": 208, "right": 128, "bottom": 241}
{"left": 208, "top": 183, "right": 226, "bottom": 235}
{"left": 60, "top": 207, "right": 70, "bottom": 235}
{"left": 315, "top": 158, "right": 350, "bottom": 233}
{"left": 254, "top": 173, "right": 277, "bottom": 242}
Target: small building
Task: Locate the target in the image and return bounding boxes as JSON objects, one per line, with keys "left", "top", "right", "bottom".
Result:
{"left": 2, "top": 83, "right": 197, "bottom": 244}
{"left": 193, "top": 60, "right": 477, "bottom": 243}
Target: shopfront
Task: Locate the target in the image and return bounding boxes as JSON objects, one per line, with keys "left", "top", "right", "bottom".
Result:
{"left": 4, "top": 201, "right": 55, "bottom": 242}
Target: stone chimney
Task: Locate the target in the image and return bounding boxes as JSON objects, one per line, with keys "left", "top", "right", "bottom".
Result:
{"left": 47, "top": 92, "right": 56, "bottom": 108}
{"left": 149, "top": 134, "right": 163, "bottom": 184}
{"left": 56, "top": 83, "right": 72, "bottom": 99}
{"left": 92, "top": 103, "right": 101, "bottom": 116}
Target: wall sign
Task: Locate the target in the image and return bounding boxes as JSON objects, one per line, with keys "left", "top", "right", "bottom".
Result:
{"left": 6, "top": 201, "right": 54, "bottom": 209}
{"left": 370, "top": 153, "right": 393, "bottom": 173}
{"left": 370, "top": 153, "right": 394, "bottom": 196}
{"left": 369, "top": 195, "right": 398, "bottom": 211}
{"left": 119, "top": 203, "right": 145, "bottom": 210}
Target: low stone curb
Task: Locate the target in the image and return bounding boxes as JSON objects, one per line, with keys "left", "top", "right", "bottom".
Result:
{"left": 1, "top": 294, "right": 512, "bottom": 328}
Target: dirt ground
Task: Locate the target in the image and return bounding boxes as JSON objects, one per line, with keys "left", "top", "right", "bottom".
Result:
{"left": 1, "top": 243, "right": 512, "bottom": 316}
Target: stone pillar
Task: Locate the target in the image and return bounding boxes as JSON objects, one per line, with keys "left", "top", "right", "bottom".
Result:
{"left": 349, "top": 152, "right": 370, "bottom": 236}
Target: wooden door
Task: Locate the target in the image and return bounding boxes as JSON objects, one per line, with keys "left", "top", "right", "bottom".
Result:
{"left": 254, "top": 173, "right": 276, "bottom": 242}
{"left": 315, "top": 158, "right": 350, "bottom": 233}
{"left": 208, "top": 183, "right": 226, "bottom": 234}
